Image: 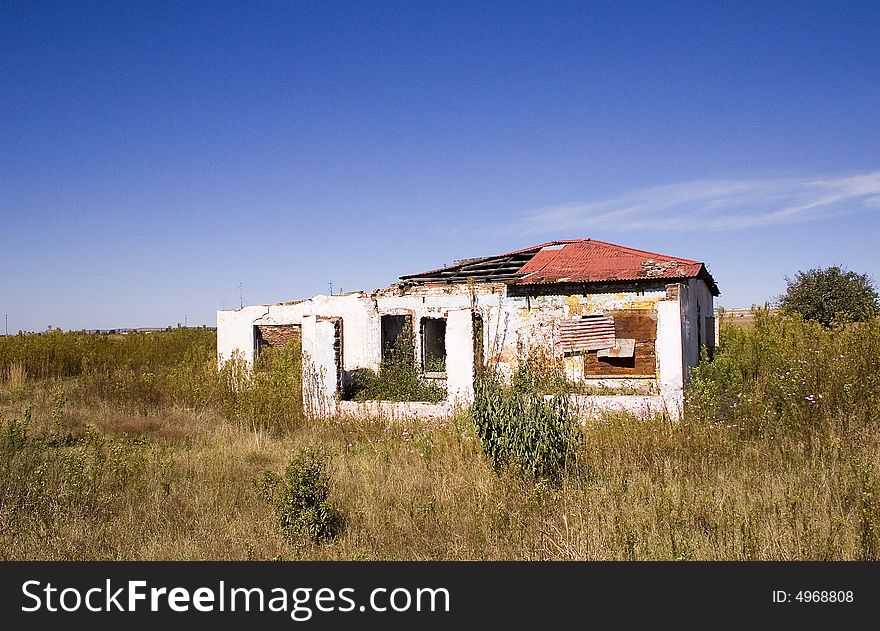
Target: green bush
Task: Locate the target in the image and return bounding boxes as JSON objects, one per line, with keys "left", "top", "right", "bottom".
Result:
{"left": 512, "top": 348, "right": 572, "bottom": 395}
{"left": 258, "top": 449, "right": 343, "bottom": 546}
{"left": 471, "top": 373, "right": 581, "bottom": 481}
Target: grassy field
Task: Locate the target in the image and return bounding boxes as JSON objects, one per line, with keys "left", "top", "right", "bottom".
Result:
{"left": 1, "top": 311, "right": 878, "bottom": 560}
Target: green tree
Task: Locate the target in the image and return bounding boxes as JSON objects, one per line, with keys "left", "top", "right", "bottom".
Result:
{"left": 777, "top": 266, "right": 879, "bottom": 326}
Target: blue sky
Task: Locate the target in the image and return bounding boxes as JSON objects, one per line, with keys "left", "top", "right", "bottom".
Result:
{"left": 2, "top": 1, "right": 879, "bottom": 331}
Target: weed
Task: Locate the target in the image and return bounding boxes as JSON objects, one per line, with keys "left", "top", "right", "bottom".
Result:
{"left": 259, "top": 449, "right": 343, "bottom": 547}
{"left": 472, "top": 372, "right": 581, "bottom": 481}
{"left": 1, "top": 362, "right": 26, "bottom": 394}
{"left": 688, "top": 308, "right": 880, "bottom": 436}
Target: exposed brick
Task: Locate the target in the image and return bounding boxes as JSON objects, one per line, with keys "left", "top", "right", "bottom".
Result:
{"left": 256, "top": 324, "right": 301, "bottom": 349}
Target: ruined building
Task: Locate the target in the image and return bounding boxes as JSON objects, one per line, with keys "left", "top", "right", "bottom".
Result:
{"left": 217, "top": 239, "right": 719, "bottom": 419}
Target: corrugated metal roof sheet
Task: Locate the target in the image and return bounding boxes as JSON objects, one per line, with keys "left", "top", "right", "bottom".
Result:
{"left": 557, "top": 314, "right": 616, "bottom": 352}
{"left": 399, "top": 238, "right": 719, "bottom": 295}
{"left": 518, "top": 240, "right": 704, "bottom": 285}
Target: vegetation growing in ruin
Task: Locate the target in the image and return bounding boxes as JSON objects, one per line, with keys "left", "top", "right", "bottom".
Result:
{"left": 1, "top": 311, "right": 879, "bottom": 560}
{"left": 341, "top": 321, "right": 446, "bottom": 403}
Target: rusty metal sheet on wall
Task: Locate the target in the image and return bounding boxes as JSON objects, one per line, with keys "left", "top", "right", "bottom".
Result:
{"left": 597, "top": 338, "right": 635, "bottom": 358}
{"left": 557, "top": 314, "right": 616, "bottom": 352}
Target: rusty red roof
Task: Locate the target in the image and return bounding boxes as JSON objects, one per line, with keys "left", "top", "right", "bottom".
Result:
{"left": 400, "top": 238, "right": 719, "bottom": 295}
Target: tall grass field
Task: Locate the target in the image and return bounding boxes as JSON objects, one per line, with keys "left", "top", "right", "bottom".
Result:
{"left": 1, "top": 311, "right": 878, "bottom": 560}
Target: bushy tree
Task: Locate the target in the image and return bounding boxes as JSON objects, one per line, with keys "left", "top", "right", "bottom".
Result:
{"left": 777, "top": 266, "right": 879, "bottom": 326}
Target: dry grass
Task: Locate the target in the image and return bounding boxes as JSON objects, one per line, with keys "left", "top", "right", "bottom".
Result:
{"left": 1, "top": 362, "right": 25, "bottom": 394}
{"left": 1, "top": 315, "right": 878, "bottom": 560}
{"left": 1, "top": 394, "right": 877, "bottom": 560}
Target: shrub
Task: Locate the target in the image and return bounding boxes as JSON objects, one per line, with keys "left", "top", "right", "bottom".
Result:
{"left": 777, "top": 266, "right": 879, "bottom": 326}
{"left": 471, "top": 373, "right": 581, "bottom": 481}
{"left": 342, "top": 367, "right": 446, "bottom": 403}
{"left": 220, "top": 340, "right": 304, "bottom": 433}
{"left": 258, "top": 449, "right": 342, "bottom": 546}
{"left": 512, "top": 348, "right": 571, "bottom": 395}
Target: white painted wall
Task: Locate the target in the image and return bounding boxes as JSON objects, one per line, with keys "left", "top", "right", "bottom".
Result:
{"left": 306, "top": 294, "right": 379, "bottom": 372}
{"left": 217, "top": 294, "right": 376, "bottom": 371}
{"left": 217, "top": 302, "right": 308, "bottom": 365}
{"left": 445, "top": 309, "right": 474, "bottom": 404}
{"left": 656, "top": 295, "right": 685, "bottom": 419}
{"left": 567, "top": 394, "right": 668, "bottom": 420}
{"left": 337, "top": 400, "right": 451, "bottom": 420}
{"left": 217, "top": 306, "right": 257, "bottom": 365}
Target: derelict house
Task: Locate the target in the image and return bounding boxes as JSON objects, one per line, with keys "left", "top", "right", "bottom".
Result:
{"left": 217, "top": 239, "right": 719, "bottom": 420}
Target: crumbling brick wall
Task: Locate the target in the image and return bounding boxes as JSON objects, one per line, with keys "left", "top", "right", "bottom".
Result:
{"left": 256, "top": 324, "right": 301, "bottom": 349}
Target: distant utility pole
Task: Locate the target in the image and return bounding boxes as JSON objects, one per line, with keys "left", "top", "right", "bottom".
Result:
{"left": 184, "top": 314, "right": 187, "bottom": 327}
{"left": 238, "top": 283, "right": 244, "bottom": 308}
{"left": 221, "top": 298, "right": 226, "bottom": 310}
{"left": 4, "top": 314, "right": 7, "bottom": 336}
{"left": 329, "top": 281, "right": 333, "bottom": 295}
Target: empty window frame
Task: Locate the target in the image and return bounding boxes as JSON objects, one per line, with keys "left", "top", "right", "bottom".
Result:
{"left": 420, "top": 317, "right": 446, "bottom": 374}
{"left": 697, "top": 302, "right": 703, "bottom": 350}
{"left": 381, "top": 314, "right": 412, "bottom": 363}
{"left": 254, "top": 324, "right": 301, "bottom": 356}
{"left": 704, "top": 314, "right": 716, "bottom": 360}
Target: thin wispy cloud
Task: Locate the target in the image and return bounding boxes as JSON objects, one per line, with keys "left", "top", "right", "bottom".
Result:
{"left": 520, "top": 171, "right": 880, "bottom": 233}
